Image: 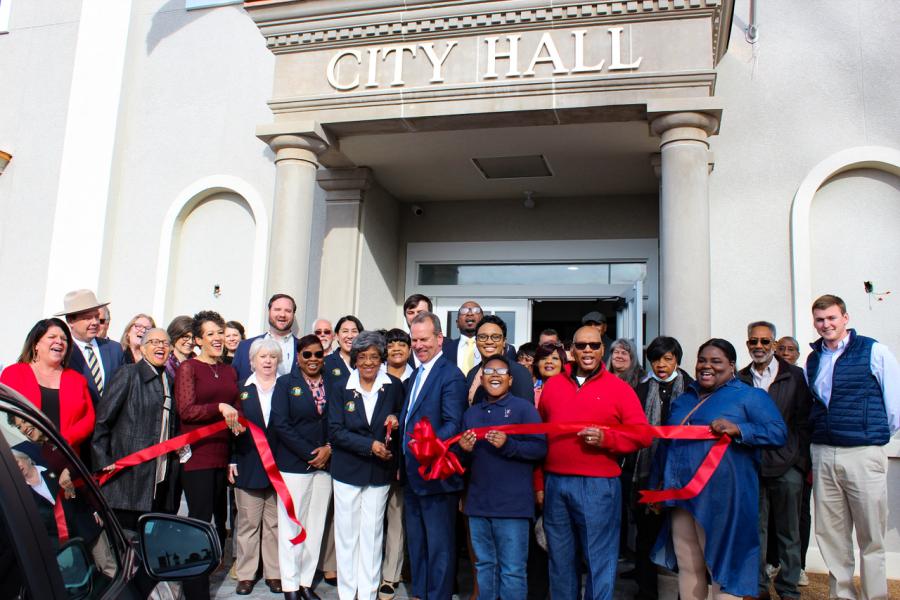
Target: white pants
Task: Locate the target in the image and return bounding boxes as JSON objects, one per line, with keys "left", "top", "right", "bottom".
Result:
{"left": 277, "top": 470, "right": 332, "bottom": 591}
{"left": 812, "top": 444, "right": 889, "bottom": 600}
{"left": 333, "top": 479, "right": 391, "bottom": 600}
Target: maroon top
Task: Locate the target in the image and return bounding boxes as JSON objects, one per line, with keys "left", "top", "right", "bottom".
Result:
{"left": 175, "top": 358, "right": 239, "bottom": 471}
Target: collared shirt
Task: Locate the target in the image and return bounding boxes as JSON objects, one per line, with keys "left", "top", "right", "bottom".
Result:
{"left": 73, "top": 337, "right": 106, "bottom": 382}
{"left": 246, "top": 372, "right": 276, "bottom": 426}
{"left": 751, "top": 358, "right": 779, "bottom": 392}
{"left": 408, "top": 350, "right": 443, "bottom": 413}
{"left": 31, "top": 466, "right": 54, "bottom": 505}
{"left": 813, "top": 333, "right": 900, "bottom": 433}
{"left": 456, "top": 334, "right": 480, "bottom": 371}
{"left": 347, "top": 369, "right": 393, "bottom": 424}
{"left": 380, "top": 363, "right": 414, "bottom": 382}
{"left": 265, "top": 332, "right": 295, "bottom": 376}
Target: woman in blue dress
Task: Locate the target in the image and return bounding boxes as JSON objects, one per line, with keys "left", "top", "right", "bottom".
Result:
{"left": 651, "top": 338, "right": 786, "bottom": 599}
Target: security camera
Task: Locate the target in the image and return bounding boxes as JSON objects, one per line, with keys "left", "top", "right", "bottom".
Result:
{"left": 411, "top": 204, "right": 424, "bottom": 217}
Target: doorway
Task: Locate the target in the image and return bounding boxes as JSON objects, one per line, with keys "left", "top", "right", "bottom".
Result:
{"left": 531, "top": 298, "right": 621, "bottom": 344}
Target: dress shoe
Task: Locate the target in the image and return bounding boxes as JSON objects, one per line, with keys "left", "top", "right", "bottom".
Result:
{"left": 298, "top": 586, "right": 321, "bottom": 600}
{"left": 235, "top": 580, "right": 255, "bottom": 595}
{"left": 283, "top": 592, "right": 300, "bottom": 600}
{"left": 266, "top": 578, "right": 283, "bottom": 593}
{"left": 378, "top": 580, "right": 398, "bottom": 600}
{"left": 322, "top": 571, "right": 337, "bottom": 586}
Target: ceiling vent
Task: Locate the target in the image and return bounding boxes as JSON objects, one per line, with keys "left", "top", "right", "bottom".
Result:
{"left": 471, "top": 154, "right": 553, "bottom": 179}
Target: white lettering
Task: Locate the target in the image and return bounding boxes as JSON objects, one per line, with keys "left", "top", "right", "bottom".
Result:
{"left": 484, "top": 35, "right": 521, "bottom": 79}
{"left": 419, "top": 41, "right": 458, "bottom": 83}
{"left": 381, "top": 45, "right": 418, "bottom": 86}
{"left": 571, "top": 30, "right": 605, "bottom": 73}
{"left": 524, "top": 32, "right": 569, "bottom": 76}
{"left": 365, "top": 48, "right": 379, "bottom": 88}
{"left": 326, "top": 49, "right": 361, "bottom": 91}
{"left": 608, "top": 27, "right": 643, "bottom": 70}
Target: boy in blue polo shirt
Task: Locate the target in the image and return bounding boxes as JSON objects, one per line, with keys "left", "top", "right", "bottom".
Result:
{"left": 458, "top": 354, "right": 546, "bottom": 600}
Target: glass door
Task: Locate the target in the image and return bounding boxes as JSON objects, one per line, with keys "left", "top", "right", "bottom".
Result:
{"left": 615, "top": 279, "right": 644, "bottom": 364}
{"left": 432, "top": 298, "right": 532, "bottom": 350}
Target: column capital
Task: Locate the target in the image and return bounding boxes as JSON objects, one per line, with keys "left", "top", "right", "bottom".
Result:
{"left": 316, "top": 167, "right": 373, "bottom": 203}
{"left": 650, "top": 111, "right": 720, "bottom": 138}
{"left": 257, "top": 122, "right": 330, "bottom": 163}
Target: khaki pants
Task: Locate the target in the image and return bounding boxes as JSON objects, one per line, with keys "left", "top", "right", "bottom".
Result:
{"left": 811, "top": 444, "right": 888, "bottom": 600}
{"left": 671, "top": 509, "right": 741, "bottom": 600}
{"left": 234, "top": 487, "right": 279, "bottom": 581}
{"left": 381, "top": 482, "right": 405, "bottom": 583}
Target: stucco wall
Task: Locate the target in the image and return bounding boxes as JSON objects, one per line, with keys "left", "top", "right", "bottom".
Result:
{"left": 709, "top": 0, "right": 900, "bottom": 359}
{"left": 100, "top": 0, "right": 277, "bottom": 338}
{"left": 0, "top": 0, "right": 82, "bottom": 364}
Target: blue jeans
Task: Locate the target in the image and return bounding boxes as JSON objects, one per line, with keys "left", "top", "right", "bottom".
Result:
{"left": 543, "top": 474, "right": 621, "bottom": 600}
{"left": 468, "top": 516, "right": 529, "bottom": 600}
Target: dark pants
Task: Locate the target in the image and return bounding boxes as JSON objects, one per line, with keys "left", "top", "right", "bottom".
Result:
{"left": 758, "top": 467, "right": 803, "bottom": 598}
{"left": 634, "top": 506, "right": 665, "bottom": 600}
{"left": 404, "top": 490, "right": 458, "bottom": 599}
{"left": 527, "top": 513, "right": 549, "bottom": 600}
{"left": 543, "top": 474, "right": 620, "bottom": 600}
{"left": 181, "top": 468, "right": 227, "bottom": 600}
{"left": 800, "top": 472, "right": 812, "bottom": 570}
{"left": 114, "top": 477, "right": 180, "bottom": 533}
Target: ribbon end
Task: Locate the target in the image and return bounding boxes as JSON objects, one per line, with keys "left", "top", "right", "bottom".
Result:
{"left": 290, "top": 530, "right": 306, "bottom": 545}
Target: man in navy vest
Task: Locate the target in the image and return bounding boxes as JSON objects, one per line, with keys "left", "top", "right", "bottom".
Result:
{"left": 806, "top": 294, "right": 899, "bottom": 600}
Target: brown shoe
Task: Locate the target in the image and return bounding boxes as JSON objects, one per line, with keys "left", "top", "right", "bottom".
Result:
{"left": 235, "top": 580, "right": 255, "bottom": 595}
{"left": 266, "top": 579, "right": 283, "bottom": 593}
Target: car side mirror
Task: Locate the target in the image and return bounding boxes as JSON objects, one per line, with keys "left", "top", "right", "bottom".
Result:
{"left": 56, "top": 538, "right": 94, "bottom": 599}
{"left": 137, "top": 513, "right": 221, "bottom": 580}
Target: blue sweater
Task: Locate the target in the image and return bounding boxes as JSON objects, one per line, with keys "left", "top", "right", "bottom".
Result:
{"left": 460, "top": 393, "right": 546, "bottom": 519}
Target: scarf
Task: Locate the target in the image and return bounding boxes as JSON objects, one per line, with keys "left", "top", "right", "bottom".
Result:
{"left": 633, "top": 371, "right": 685, "bottom": 488}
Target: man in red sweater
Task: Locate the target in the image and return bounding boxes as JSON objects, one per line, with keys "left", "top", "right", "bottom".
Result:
{"left": 539, "top": 326, "right": 652, "bottom": 600}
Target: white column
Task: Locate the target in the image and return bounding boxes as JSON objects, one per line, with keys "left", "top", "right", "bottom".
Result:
{"left": 42, "top": 0, "right": 133, "bottom": 313}
{"left": 650, "top": 111, "right": 719, "bottom": 365}
{"left": 266, "top": 134, "right": 327, "bottom": 329}
{"left": 315, "top": 168, "right": 372, "bottom": 318}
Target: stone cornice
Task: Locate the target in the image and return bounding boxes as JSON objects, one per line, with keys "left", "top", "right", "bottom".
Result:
{"left": 246, "top": 0, "right": 732, "bottom": 65}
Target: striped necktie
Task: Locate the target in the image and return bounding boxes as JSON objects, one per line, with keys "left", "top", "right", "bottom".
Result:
{"left": 84, "top": 344, "right": 104, "bottom": 395}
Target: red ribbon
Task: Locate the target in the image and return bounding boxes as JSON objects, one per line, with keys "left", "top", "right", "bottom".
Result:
{"left": 53, "top": 491, "right": 69, "bottom": 544}
{"left": 96, "top": 417, "right": 306, "bottom": 544}
{"left": 407, "top": 417, "right": 730, "bottom": 503}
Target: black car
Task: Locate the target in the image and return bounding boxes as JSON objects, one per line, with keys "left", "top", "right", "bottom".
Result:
{"left": 0, "top": 382, "right": 221, "bottom": 599}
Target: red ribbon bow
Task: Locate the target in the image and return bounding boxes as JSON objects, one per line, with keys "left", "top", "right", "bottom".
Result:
{"left": 406, "top": 417, "right": 730, "bottom": 503}
{"left": 96, "top": 417, "right": 306, "bottom": 544}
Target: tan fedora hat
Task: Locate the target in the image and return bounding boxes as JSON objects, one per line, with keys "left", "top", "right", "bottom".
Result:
{"left": 55, "top": 289, "right": 110, "bottom": 317}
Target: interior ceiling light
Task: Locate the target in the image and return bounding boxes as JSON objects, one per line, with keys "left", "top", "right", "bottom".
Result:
{"left": 472, "top": 154, "right": 553, "bottom": 179}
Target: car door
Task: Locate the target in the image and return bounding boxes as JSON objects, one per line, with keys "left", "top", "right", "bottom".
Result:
{"left": 0, "top": 393, "right": 142, "bottom": 599}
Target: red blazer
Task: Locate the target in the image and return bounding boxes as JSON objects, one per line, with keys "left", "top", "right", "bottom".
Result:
{"left": 0, "top": 363, "right": 95, "bottom": 450}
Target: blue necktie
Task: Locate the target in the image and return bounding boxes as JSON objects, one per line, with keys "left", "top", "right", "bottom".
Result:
{"left": 405, "top": 366, "right": 424, "bottom": 428}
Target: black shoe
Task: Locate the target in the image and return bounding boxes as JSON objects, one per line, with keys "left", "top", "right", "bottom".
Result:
{"left": 322, "top": 573, "right": 337, "bottom": 586}
{"left": 283, "top": 592, "right": 300, "bottom": 600}
{"left": 298, "top": 587, "right": 321, "bottom": 600}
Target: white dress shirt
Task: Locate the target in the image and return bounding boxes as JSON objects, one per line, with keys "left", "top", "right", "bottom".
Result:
{"left": 346, "top": 369, "right": 393, "bottom": 425}
{"left": 812, "top": 333, "right": 900, "bottom": 434}
{"left": 73, "top": 337, "right": 106, "bottom": 382}
{"left": 407, "top": 351, "right": 443, "bottom": 415}
{"left": 266, "top": 332, "right": 295, "bottom": 377}
{"left": 751, "top": 358, "right": 780, "bottom": 392}
{"left": 246, "top": 372, "right": 276, "bottom": 426}
{"left": 456, "top": 334, "right": 480, "bottom": 371}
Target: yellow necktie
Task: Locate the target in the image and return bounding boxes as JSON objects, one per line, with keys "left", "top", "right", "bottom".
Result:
{"left": 463, "top": 336, "right": 476, "bottom": 374}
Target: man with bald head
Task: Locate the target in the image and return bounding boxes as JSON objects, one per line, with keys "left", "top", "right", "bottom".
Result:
{"left": 539, "top": 326, "right": 651, "bottom": 600}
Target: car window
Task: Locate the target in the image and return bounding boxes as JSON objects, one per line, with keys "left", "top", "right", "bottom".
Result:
{"left": 0, "top": 405, "right": 120, "bottom": 599}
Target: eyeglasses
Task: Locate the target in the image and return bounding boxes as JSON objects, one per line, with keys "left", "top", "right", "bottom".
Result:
{"left": 144, "top": 339, "right": 170, "bottom": 348}
{"left": 458, "top": 307, "right": 483, "bottom": 315}
{"left": 314, "top": 329, "right": 332, "bottom": 335}
{"left": 301, "top": 350, "right": 325, "bottom": 359}
{"left": 476, "top": 333, "right": 504, "bottom": 342}
{"left": 482, "top": 367, "right": 509, "bottom": 375}
{"left": 133, "top": 323, "right": 150, "bottom": 332}
{"left": 573, "top": 342, "right": 603, "bottom": 351}
{"left": 747, "top": 338, "right": 773, "bottom": 346}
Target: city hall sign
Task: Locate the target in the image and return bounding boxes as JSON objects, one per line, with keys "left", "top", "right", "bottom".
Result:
{"left": 325, "top": 27, "right": 643, "bottom": 92}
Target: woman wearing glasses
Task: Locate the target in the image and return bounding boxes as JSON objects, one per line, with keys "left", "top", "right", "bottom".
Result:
{"left": 120, "top": 313, "right": 156, "bottom": 364}
{"left": 270, "top": 334, "right": 333, "bottom": 600}
{"left": 165, "top": 315, "right": 195, "bottom": 380}
{"left": 92, "top": 328, "right": 180, "bottom": 531}
{"left": 328, "top": 331, "right": 403, "bottom": 600}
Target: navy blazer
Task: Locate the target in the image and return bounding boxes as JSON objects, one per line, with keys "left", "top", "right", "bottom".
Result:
{"left": 399, "top": 355, "right": 468, "bottom": 495}
{"left": 324, "top": 352, "right": 351, "bottom": 381}
{"left": 232, "top": 380, "right": 279, "bottom": 490}
{"left": 329, "top": 374, "right": 404, "bottom": 487}
{"left": 441, "top": 337, "right": 517, "bottom": 371}
{"left": 68, "top": 337, "right": 125, "bottom": 403}
{"left": 232, "top": 334, "right": 301, "bottom": 381}
{"left": 465, "top": 360, "right": 535, "bottom": 406}
{"left": 269, "top": 371, "right": 330, "bottom": 474}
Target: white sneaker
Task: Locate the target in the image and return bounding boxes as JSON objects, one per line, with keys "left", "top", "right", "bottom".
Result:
{"left": 765, "top": 563, "right": 780, "bottom": 579}
{"left": 798, "top": 570, "right": 809, "bottom": 586}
